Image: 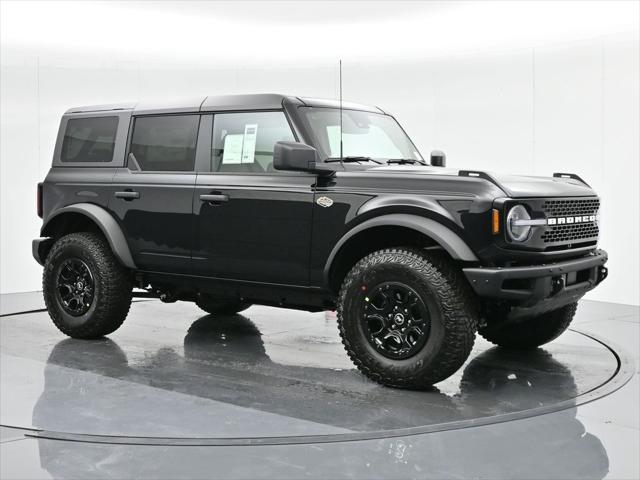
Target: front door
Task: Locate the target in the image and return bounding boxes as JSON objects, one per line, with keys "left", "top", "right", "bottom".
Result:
{"left": 193, "top": 111, "right": 315, "bottom": 286}
{"left": 109, "top": 114, "right": 201, "bottom": 274}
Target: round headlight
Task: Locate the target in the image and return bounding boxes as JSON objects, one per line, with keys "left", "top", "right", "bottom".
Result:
{"left": 507, "top": 205, "right": 531, "bottom": 242}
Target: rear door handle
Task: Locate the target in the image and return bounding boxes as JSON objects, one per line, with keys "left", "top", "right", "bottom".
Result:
{"left": 200, "top": 194, "right": 229, "bottom": 204}
{"left": 115, "top": 191, "right": 140, "bottom": 200}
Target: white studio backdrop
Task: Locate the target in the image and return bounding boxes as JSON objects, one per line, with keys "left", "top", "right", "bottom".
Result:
{"left": 1, "top": 1, "right": 639, "bottom": 305}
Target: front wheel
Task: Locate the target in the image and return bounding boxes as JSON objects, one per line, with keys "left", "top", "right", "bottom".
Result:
{"left": 337, "top": 248, "right": 479, "bottom": 389}
{"left": 479, "top": 303, "right": 578, "bottom": 349}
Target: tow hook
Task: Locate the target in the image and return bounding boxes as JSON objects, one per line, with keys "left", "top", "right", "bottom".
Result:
{"left": 551, "top": 276, "right": 565, "bottom": 296}
{"left": 597, "top": 266, "right": 608, "bottom": 284}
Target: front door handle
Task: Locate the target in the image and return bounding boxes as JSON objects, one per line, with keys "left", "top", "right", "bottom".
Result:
{"left": 200, "top": 194, "right": 229, "bottom": 204}
{"left": 115, "top": 190, "right": 140, "bottom": 200}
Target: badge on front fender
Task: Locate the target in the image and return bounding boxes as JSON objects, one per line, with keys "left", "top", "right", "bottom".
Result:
{"left": 316, "top": 196, "right": 334, "bottom": 208}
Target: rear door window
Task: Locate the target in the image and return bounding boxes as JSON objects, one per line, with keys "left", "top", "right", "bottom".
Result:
{"left": 129, "top": 115, "right": 200, "bottom": 171}
{"left": 60, "top": 116, "right": 119, "bottom": 163}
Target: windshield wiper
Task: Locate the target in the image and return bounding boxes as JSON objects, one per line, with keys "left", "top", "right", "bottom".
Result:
{"left": 325, "top": 156, "right": 382, "bottom": 164}
{"left": 386, "top": 158, "right": 428, "bottom": 166}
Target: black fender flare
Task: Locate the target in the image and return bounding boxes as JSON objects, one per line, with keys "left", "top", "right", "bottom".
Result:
{"left": 41, "top": 203, "right": 136, "bottom": 269}
{"left": 323, "top": 213, "right": 478, "bottom": 284}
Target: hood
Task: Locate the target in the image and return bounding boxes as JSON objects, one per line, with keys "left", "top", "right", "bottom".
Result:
{"left": 367, "top": 165, "right": 596, "bottom": 198}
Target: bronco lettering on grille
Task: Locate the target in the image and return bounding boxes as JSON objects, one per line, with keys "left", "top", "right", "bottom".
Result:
{"left": 547, "top": 215, "right": 596, "bottom": 225}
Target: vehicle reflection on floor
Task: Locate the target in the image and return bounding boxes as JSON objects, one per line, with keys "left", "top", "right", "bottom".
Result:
{"left": 30, "top": 313, "right": 609, "bottom": 479}
{"left": 32, "top": 313, "right": 597, "bottom": 432}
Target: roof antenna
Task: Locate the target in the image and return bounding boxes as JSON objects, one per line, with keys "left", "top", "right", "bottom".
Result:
{"left": 339, "top": 59, "right": 344, "bottom": 161}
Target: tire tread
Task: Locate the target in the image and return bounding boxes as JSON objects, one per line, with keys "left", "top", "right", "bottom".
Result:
{"left": 337, "top": 248, "right": 478, "bottom": 389}
{"left": 43, "top": 232, "right": 132, "bottom": 339}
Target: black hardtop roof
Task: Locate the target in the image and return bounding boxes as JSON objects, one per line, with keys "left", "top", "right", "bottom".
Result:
{"left": 65, "top": 94, "right": 386, "bottom": 115}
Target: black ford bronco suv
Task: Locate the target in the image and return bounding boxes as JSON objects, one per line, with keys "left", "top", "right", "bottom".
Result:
{"left": 33, "top": 94, "right": 608, "bottom": 389}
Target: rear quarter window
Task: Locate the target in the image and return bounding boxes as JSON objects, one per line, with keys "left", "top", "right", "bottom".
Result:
{"left": 60, "top": 116, "right": 119, "bottom": 163}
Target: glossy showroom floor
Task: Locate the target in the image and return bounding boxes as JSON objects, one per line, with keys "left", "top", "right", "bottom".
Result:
{"left": 0, "top": 292, "right": 638, "bottom": 479}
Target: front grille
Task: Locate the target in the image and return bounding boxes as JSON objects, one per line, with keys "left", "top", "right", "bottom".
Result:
{"left": 542, "top": 198, "right": 600, "bottom": 217}
{"left": 540, "top": 198, "right": 600, "bottom": 244}
{"left": 541, "top": 223, "right": 599, "bottom": 243}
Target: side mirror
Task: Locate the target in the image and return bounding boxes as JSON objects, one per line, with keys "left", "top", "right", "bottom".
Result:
{"left": 274, "top": 141, "right": 320, "bottom": 173}
{"left": 430, "top": 150, "right": 446, "bottom": 167}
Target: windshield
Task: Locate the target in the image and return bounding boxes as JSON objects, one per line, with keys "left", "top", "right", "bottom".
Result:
{"left": 299, "top": 107, "right": 423, "bottom": 162}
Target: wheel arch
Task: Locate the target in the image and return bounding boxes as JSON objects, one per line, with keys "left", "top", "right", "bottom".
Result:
{"left": 40, "top": 203, "right": 136, "bottom": 269}
{"left": 324, "top": 214, "right": 478, "bottom": 294}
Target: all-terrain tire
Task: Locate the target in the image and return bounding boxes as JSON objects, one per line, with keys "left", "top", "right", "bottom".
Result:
{"left": 196, "top": 297, "right": 252, "bottom": 315}
{"left": 43, "top": 232, "right": 132, "bottom": 339}
{"left": 479, "top": 303, "right": 578, "bottom": 349}
{"left": 337, "top": 248, "right": 479, "bottom": 389}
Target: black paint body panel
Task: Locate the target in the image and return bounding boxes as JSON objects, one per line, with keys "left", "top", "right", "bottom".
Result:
{"left": 193, "top": 173, "right": 315, "bottom": 285}
{"left": 109, "top": 169, "right": 197, "bottom": 274}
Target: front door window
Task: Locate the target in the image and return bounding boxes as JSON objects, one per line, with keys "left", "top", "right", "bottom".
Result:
{"left": 212, "top": 111, "right": 295, "bottom": 173}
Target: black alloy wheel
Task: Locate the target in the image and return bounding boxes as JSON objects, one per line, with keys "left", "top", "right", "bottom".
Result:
{"left": 362, "top": 282, "right": 431, "bottom": 360}
{"left": 55, "top": 258, "right": 95, "bottom": 316}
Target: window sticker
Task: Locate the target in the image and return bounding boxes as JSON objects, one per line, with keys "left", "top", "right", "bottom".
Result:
{"left": 222, "top": 134, "right": 243, "bottom": 164}
{"left": 241, "top": 124, "right": 258, "bottom": 164}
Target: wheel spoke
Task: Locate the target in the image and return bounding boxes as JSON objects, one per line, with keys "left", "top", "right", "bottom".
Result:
{"left": 381, "top": 332, "right": 402, "bottom": 352}
{"left": 380, "top": 294, "right": 395, "bottom": 314}
{"left": 58, "top": 283, "right": 74, "bottom": 298}
{"left": 60, "top": 266, "right": 74, "bottom": 281}
{"left": 360, "top": 281, "right": 431, "bottom": 360}
{"left": 367, "top": 290, "right": 392, "bottom": 314}
{"left": 56, "top": 258, "right": 94, "bottom": 316}
{"left": 365, "top": 314, "right": 387, "bottom": 337}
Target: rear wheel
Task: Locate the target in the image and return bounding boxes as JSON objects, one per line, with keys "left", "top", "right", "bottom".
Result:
{"left": 337, "top": 248, "right": 479, "bottom": 389}
{"left": 479, "top": 303, "right": 578, "bottom": 349}
{"left": 43, "top": 232, "right": 132, "bottom": 339}
{"left": 196, "top": 296, "right": 252, "bottom": 315}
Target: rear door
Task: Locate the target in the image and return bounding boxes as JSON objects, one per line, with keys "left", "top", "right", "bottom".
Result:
{"left": 109, "top": 114, "right": 202, "bottom": 274}
{"left": 193, "top": 110, "right": 315, "bottom": 286}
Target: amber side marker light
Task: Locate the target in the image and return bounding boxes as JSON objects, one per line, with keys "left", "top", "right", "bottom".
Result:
{"left": 492, "top": 209, "right": 500, "bottom": 235}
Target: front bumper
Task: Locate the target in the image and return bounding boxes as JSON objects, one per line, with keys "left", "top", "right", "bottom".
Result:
{"left": 463, "top": 249, "right": 608, "bottom": 308}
